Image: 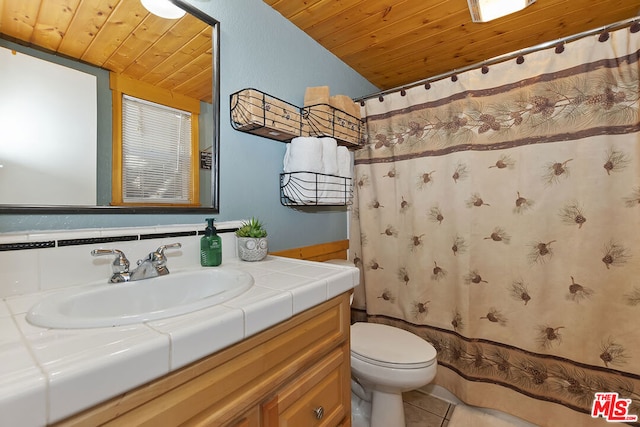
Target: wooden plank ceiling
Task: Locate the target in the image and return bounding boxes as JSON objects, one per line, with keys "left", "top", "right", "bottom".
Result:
{"left": 0, "top": 0, "right": 212, "bottom": 103}
{"left": 265, "top": 0, "right": 640, "bottom": 91}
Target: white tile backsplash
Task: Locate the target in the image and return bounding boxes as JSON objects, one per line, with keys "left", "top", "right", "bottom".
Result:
{"left": 39, "top": 245, "right": 105, "bottom": 291}
{"left": 29, "top": 228, "right": 101, "bottom": 243}
{"left": 0, "top": 249, "right": 41, "bottom": 296}
{"left": 0, "top": 223, "right": 240, "bottom": 298}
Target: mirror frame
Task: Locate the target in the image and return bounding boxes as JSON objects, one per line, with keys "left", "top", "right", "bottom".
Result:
{"left": 0, "top": 0, "right": 220, "bottom": 215}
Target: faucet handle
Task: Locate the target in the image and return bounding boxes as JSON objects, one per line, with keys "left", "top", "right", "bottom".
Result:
{"left": 142, "top": 243, "right": 182, "bottom": 277}
{"left": 156, "top": 243, "right": 182, "bottom": 257}
{"left": 146, "top": 243, "right": 182, "bottom": 265}
{"left": 91, "top": 249, "right": 130, "bottom": 274}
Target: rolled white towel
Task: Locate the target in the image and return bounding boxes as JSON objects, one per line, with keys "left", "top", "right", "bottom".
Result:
{"left": 337, "top": 146, "right": 352, "bottom": 178}
{"left": 284, "top": 137, "right": 323, "bottom": 173}
{"left": 320, "top": 137, "right": 338, "bottom": 175}
{"left": 319, "top": 174, "right": 350, "bottom": 205}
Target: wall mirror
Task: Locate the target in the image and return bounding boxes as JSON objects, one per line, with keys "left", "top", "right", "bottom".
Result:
{"left": 0, "top": 0, "right": 220, "bottom": 214}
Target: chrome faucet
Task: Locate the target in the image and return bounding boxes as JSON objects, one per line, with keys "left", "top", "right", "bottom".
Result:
{"left": 91, "top": 243, "right": 182, "bottom": 283}
{"left": 131, "top": 243, "right": 182, "bottom": 281}
{"left": 91, "top": 248, "right": 130, "bottom": 283}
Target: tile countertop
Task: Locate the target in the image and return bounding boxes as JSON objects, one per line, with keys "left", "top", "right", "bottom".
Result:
{"left": 0, "top": 256, "right": 359, "bottom": 427}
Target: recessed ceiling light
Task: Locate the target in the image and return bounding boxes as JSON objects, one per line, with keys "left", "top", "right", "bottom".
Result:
{"left": 140, "top": 0, "right": 186, "bottom": 19}
{"left": 468, "top": 0, "right": 536, "bottom": 23}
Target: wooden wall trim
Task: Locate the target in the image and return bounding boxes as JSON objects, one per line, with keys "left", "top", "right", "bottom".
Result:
{"left": 271, "top": 239, "right": 349, "bottom": 262}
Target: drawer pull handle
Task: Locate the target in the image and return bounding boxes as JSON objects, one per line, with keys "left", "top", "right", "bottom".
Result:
{"left": 313, "top": 406, "right": 324, "bottom": 420}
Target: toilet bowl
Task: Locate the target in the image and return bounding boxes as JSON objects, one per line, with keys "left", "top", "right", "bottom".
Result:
{"left": 350, "top": 322, "right": 437, "bottom": 427}
{"left": 323, "top": 259, "right": 437, "bottom": 427}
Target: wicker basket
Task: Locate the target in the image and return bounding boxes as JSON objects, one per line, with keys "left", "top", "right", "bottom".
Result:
{"left": 230, "top": 88, "right": 364, "bottom": 148}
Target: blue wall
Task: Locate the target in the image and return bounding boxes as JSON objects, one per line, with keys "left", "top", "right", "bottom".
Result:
{"left": 1, "top": 0, "right": 378, "bottom": 252}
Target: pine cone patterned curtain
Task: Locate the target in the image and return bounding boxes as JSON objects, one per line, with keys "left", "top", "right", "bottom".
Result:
{"left": 350, "top": 24, "right": 640, "bottom": 426}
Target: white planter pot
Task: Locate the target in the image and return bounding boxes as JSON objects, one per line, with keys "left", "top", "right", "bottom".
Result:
{"left": 237, "top": 237, "right": 268, "bottom": 261}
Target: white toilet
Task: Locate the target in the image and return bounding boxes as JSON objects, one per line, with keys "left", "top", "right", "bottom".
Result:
{"left": 324, "top": 258, "right": 437, "bottom": 427}
{"left": 350, "top": 322, "right": 438, "bottom": 427}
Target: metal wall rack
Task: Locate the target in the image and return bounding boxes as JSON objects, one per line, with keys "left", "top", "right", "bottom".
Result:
{"left": 280, "top": 172, "right": 352, "bottom": 207}
{"left": 230, "top": 88, "right": 364, "bottom": 149}
{"left": 231, "top": 88, "right": 358, "bottom": 207}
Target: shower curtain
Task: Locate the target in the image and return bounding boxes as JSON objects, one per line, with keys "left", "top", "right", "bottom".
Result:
{"left": 350, "top": 24, "right": 640, "bottom": 426}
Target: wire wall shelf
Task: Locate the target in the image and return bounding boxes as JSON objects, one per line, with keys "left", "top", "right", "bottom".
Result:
{"left": 231, "top": 88, "right": 364, "bottom": 149}
{"left": 280, "top": 172, "right": 352, "bottom": 207}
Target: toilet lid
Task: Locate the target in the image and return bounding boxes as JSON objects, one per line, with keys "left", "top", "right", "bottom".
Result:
{"left": 351, "top": 322, "right": 437, "bottom": 368}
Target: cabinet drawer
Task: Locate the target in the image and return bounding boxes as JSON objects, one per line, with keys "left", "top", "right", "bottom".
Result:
{"left": 273, "top": 346, "right": 348, "bottom": 427}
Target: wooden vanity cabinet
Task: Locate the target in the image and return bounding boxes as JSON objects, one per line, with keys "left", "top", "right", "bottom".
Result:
{"left": 54, "top": 292, "right": 351, "bottom": 427}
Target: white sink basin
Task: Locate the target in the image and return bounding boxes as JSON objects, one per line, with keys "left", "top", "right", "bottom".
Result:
{"left": 26, "top": 268, "right": 254, "bottom": 329}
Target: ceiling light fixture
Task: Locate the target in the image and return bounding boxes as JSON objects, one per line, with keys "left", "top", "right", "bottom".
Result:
{"left": 140, "top": 0, "right": 186, "bottom": 19}
{"left": 468, "top": 0, "right": 536, "bottom": 23}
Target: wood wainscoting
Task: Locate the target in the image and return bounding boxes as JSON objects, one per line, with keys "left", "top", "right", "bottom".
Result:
{"left": 271, "top": 239, "right": 349, "bottom": 262}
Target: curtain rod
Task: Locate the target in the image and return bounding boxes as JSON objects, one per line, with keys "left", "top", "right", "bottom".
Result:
{"left": 354, "top": 16, "right": 640, "bottom": 103}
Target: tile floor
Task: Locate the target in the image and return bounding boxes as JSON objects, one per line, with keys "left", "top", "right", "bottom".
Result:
{"left": 403, "top": 390, "right": 455, "bottom": 427}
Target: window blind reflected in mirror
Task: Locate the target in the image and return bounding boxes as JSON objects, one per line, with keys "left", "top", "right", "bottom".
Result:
{"left": 121, "top": 95, "right": 194, "bottom": 204}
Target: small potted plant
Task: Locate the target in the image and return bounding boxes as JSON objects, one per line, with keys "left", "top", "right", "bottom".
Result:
{"left": 235, "top": 217, "right": 268, "bottom": 261}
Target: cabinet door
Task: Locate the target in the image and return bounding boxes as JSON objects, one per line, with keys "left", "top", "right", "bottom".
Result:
{"left": 228, "top": 406, "right": 261, "bottom": 427}
{"left": 264, "top": 347, "right": 348, "bottom": 427}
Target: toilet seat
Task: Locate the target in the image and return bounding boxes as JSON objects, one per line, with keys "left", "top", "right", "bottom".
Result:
{"left": 351, "top": 322, "right": 437, "bottom": 369}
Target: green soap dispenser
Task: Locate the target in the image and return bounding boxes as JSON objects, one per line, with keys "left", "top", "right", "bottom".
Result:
{"left": 200, "top": 218, "right": 222, "bottom": 266}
